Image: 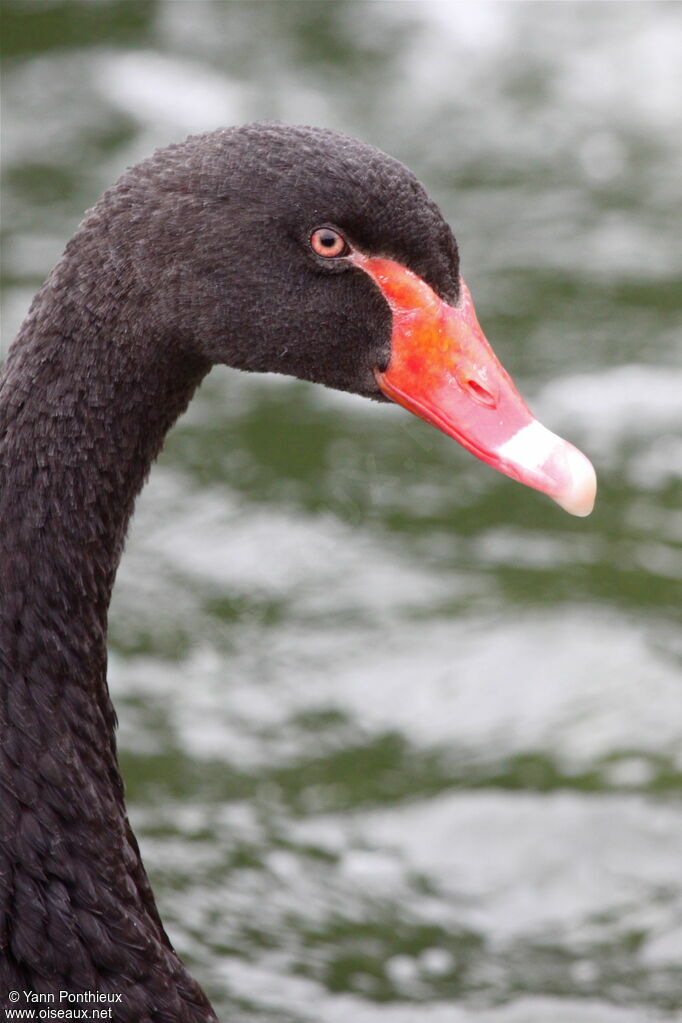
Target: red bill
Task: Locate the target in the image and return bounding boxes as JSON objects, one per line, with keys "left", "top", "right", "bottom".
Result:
{"left": 352, "top": 253, "right": 596, "bottom": 516}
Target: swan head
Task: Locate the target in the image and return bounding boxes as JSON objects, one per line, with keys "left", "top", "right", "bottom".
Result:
{"left": 86, "top": 122, "right": 595, "bottom": 516}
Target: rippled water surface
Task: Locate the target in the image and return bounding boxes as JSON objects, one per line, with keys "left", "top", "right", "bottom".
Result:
{"left": 2, "top": 2, "right": 681, "bottom": 1020}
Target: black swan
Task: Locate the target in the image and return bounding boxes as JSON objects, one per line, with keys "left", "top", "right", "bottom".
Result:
{"left": 0, "top": 123, "right": 596, "bottom": 1020}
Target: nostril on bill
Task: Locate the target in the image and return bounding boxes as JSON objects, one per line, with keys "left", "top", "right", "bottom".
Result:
{"left": 464, "top": 377, "right": 497, "bottom": 408}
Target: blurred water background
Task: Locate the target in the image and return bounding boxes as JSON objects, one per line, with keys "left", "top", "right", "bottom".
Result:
{"left": 2, "top": 2, "right": 682, "bottom": 1020}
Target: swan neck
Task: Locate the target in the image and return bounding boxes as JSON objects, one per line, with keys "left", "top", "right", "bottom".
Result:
{"left": 0, "top": 265, "right": 212, "bottom": 1007}
{"left": 1, "top": 268, "right": 209, "bottom": 613}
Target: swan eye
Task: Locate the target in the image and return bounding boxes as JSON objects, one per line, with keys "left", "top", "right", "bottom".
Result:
{"left": 310, "top": 227, "right": 349, "bottom": 259}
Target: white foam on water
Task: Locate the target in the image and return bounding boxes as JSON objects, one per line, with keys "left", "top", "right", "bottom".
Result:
{"left": 110, "top": 449, "right": 682, "bottom": 773}
{"left": 95, "top": 52, "right": 243, "bottom": 132}
{"left": 535, "top": 365, "right": 682, "bottom": 455}
{"left": 293, "top": 791, "right": 682, "bottom": 941}
{"left": 217, "top": 957, "right": 659, "bottom": 1023}
{"left": 111, "top": 589, "right": 682, "bottom": 777}
{"left": 136, "top": 786, "right": 681, "bottom": 1021}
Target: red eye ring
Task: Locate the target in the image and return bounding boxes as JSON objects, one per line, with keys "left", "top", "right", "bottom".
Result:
{"left": 310, "top": 227, "right": 350, "bottom": 259}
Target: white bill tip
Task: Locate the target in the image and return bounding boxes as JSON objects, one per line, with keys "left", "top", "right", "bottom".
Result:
{"left": 552, "top": 443, "right": 597, "bottom": 517}
{"left": 497, "top": 420, "right": 597, "bottom": 517}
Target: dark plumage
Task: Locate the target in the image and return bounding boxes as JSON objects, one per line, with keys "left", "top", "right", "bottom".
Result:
{"left": 0, "top": 124, "right": 461, "bottom": 1020}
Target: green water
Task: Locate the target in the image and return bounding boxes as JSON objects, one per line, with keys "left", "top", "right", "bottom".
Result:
{"left": 2, "top": 2, "right": 681, "bottom": 1020}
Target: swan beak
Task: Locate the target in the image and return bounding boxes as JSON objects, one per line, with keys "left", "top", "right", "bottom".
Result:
{"left": 352, "top": 254, "right": 596, "bottom": 517}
